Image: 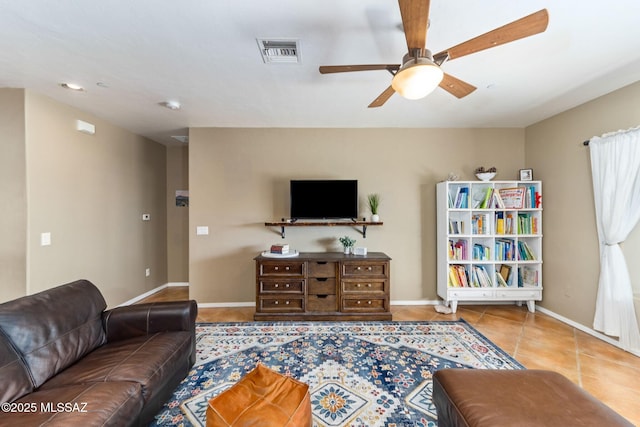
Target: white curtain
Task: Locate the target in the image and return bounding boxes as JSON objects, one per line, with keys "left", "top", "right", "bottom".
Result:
{"left": 589, "top": 126, "right": 640, "bottom": 352}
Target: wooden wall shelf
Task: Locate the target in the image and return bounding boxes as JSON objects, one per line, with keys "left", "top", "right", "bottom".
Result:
{"left": 265, "top": 219, "right": 383, "bottom": 238}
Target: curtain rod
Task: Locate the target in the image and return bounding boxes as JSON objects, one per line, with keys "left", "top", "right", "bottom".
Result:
{"left": 583, "top": 140, "right": 590, "bottom": 146}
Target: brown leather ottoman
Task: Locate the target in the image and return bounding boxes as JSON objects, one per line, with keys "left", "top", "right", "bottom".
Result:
{"left": 433, "top": 369, "right": 633, "bottom": 427}
{"left": 206, "top": 364, "right": 312, "bottom": 427}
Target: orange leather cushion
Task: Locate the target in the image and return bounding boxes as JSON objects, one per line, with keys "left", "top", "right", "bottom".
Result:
{"left": 206, "top": 364, "right": 312, "bottom": 427}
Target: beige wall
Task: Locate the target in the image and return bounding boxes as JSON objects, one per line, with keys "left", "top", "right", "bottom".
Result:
{"left": 189, "top": 127, "right": 525, "bottom": 303}
{"left": 526, "top": 80, "right": 640, "bottom": 328}
{"left": 0, "top": 89, "right": 27, "bottom": 301}
{"left": 0, "top": 90, "right": 168, "bottom": 306}
{"left": 167, "top": 145, "right": 189, "bottom": 282}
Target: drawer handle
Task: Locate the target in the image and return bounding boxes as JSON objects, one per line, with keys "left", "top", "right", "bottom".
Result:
{"left": 356, "top": 283, "right": 361, "bottom": 288}
{"left": 368, "top": 301, "right": 372, "bottom": 305}
{"left": 274, "top": 283, "right": 279, "bottom": 288}
{"left": 285, "top": 266, "right": 290, "bottom": 271}
{"left": 274, "top": 267, "right": 279, "bottom": 271}
{"left": 356, "top": 300, "right": 361, "bottom": 304}
{"left": 285, "top": 300, "right": 290, "bottom": 305}
{"left": 285, "top": 283, "right": 290, "bottom": 288}
{"left": 356, "top": 267, "right": 361, "bottom": 271}
{"left": 317, "top": 261, "right": 327, "bottom": 265}
{"left": 367, "top": 267, "right": 372, "bottom": 271}
{"left": 274, "top": 301, "right": 279, "bottom": 305}
{"left": 316, "top": 278, "right": 328, "bottom": 282}
{"left": 367, "top": 283, "right": 372, "bottom": 287}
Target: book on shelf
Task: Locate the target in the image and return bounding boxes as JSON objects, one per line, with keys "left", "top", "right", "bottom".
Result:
{"left": 495, "top": 270, "right": 508, "bottom": 287}
{"left": 495, "top": 211, "right": 505, "bottom": 234}
{"left": 472, "top": 243, "right": 490, "bottom": 260}
{"left": 454, "top": 187, "right": 469, "bottom": 208}
{"left": 471, "top": 213, "right": 490, "bottom": 234}
{"left": 520, "top": 266, "right": 539, "bottom": 287}
{"left": 480, "top": 187, "right": 494, "bottom": 209}
{"left": 493, "top": 190, "right": 505, "bottom": 209}
{"left": 448, "top": 219, "right": 465, "bottom": 234}
{"left": 517, "top": 241, "right": 536, "bottom": 260}
{"left": 470, "top": 265, "right": 492, "bottom": 288}
{"left": 448, "top": 265, "right": 469, "bottom": 287}
{"left": 498, "top": 187, "right": 525, "bottom": 209}
{"left": 448, "top": 239, "right": 468, "bottom": 260}
{"left": 270, "top": 244, "right": 290, "bottom": 254}
{"left": 495, "top": 238, "right": 515, "bottom": 261}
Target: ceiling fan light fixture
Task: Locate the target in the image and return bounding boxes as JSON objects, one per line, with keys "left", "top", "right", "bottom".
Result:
{"left": 391, "top": 57, "right": 443, "bottom": 100}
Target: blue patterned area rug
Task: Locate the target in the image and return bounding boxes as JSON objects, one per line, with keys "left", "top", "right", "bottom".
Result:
{"left": 151, "top": 320, "right": 523, "bottom": 427}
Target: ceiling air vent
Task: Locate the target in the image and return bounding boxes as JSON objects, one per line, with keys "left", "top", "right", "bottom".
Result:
{"left": 257, "top": 39, "right": 300, "bottom": 63}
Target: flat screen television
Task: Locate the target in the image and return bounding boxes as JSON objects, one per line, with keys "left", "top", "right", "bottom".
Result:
{"left": 290, "top": 180, "right": 358, "bottom": 220}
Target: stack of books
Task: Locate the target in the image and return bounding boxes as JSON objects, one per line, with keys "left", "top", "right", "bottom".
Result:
{"left": 270, "top": 244, "right": 290, "bottom": 254}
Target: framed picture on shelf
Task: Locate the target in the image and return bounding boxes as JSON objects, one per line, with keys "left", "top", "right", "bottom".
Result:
{"left": 519, "top": 168, "right": 533, "bottom": 181}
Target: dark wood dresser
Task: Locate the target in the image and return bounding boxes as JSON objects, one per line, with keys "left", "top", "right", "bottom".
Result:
{"left": 254, "top": 252, "right": 391, "bottom": 321}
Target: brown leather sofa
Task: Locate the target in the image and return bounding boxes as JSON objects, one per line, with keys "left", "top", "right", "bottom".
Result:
{"left": 0, "top": 279, "right": 197, "bottom": 426}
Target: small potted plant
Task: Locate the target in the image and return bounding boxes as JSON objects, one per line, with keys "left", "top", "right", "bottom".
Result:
{"left": 367, "top": 193, "right": 381, "bottom": 222}
{"left": 338, "top": 236, "right": 356, "bottom": 254}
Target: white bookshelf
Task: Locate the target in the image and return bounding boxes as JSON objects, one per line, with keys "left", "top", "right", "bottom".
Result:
{"left": 436, "top": 180, "right": 543, "bottom": 313}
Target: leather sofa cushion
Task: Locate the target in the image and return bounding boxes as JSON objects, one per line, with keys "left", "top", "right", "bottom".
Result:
{"left": 0, "top": 280, "right": 106, "bottom": 389}
{"left": 0, "top": 330, "right": 33, "bottom": 403}
{"left": 8, "top": 382, "right": 143, "bottom": 427}
{"left": 41, "top": 331, "right": 192, "bottom": 403}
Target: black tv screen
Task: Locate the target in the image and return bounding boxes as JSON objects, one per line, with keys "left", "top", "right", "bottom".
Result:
{"left": 290, "top": 180, "right": 358, "bottom": 219}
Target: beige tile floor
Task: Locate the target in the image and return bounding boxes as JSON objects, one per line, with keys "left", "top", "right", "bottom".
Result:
{"left": 141, "top": 287, "right": 640, "bottom": 425}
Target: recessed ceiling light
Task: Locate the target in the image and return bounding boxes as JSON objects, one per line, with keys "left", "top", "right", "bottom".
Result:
{"left": 60, "top": 83, "right": 84, "bottom": 91}
{"left": 159, "top": 101, "right": 181, "bottom": 110}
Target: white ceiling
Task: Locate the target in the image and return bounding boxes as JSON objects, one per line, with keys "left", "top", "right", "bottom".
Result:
{"left": 1, "top": 0, "right": 640, "bottom": 145}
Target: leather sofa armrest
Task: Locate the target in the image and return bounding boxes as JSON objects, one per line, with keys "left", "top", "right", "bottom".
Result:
{"left": 102, "top": 300, "right": 197, "bottom": 342}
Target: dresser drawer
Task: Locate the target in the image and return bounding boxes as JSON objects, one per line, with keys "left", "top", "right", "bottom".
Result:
{"left": 341, "top": 279, "right": 386, "bottom": 294}
{"left": 341, "top": 261, "right": 388, "bottom": 277}
{"left": 342, "top": 297, "right": 387, "bottom": 312}
{"left": 308, "top": 261, "right": 337, "bottom": 277}
{"left": 308, "top": 278, "right": 336, "bottom": 295}
{"left": 307, "top": 294, "right": 337, "bottom": 312}
{"left": 258, "top": 261, "right": 305, "bottom": 276}
{"left": 259, "top": 279, "right": 304, "bottom": 294}
{"left": 258, "top": 297, "right": 304, "bottom": 312}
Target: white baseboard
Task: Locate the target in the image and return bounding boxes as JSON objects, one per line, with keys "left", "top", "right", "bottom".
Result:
{"left": 118, "top": 282, "right": 189, "bottom": 307}
{"left": 535, "top": 306, "right": 640, "bottom": 357}
{"left": 391, "top": 300, "right": 440, "bottom": 306}
{"left": 198, "top": 301, "right": 256, "bottom": 308}
{"left": 121, "top": 286, "right": 639, "bottom": 356}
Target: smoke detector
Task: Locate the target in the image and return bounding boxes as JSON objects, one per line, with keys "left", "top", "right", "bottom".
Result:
{"left": 257, "top": 39, "right": 300, "bottom": 63}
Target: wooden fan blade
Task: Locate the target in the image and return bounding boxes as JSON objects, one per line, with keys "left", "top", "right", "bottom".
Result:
{"left": 319, "top": 64, "right": 399, "bottom": 74}
{"left": 398, "top": 0, "right": 430, "bottom": 51}
{"left": 434, "top": 9, "right": 549, "bottom": 61}
{"left": 439, "top": 73, "right": 477, "bottom": 98}
{"left": 368, "top": 86, "right": 396, "bottom": 108}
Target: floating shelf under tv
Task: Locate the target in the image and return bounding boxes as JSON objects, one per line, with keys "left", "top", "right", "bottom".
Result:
{"left": 264, "top": 219, "right": 383, "bottom": 239}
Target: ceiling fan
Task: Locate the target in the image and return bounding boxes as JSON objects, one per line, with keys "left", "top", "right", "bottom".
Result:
{"left": 319, "top": 1, "right": 549, "bottom": 107}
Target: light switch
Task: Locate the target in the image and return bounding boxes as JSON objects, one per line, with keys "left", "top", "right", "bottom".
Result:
{"left": 41, "top": 232, "right": 51, "bottom": 246}
{"left": 196, "top": 226, "right": 209, "bottom": 235}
